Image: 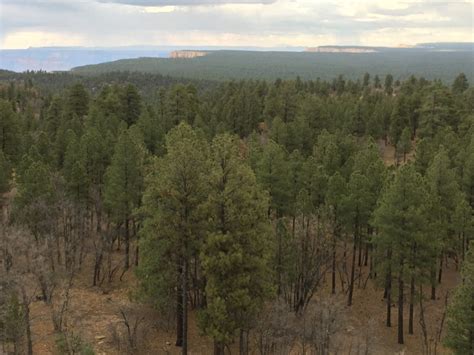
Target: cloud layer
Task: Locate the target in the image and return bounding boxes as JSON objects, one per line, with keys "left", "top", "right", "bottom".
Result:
{"left": 0, "top": 0, "right": 471, "bottom": 49}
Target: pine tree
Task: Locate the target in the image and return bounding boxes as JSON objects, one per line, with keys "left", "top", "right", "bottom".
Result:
{"left": 373, "top": 164, "right": 430, "bottom": 344}
{"left": 325, "top": 172, "right": 347, "bottom": 294}
{"left": 385, "top": 74, "right": 394, "bottom": 95}
{"left": 104, "top": 127, "right": 145, "bottom": 270}
{"left": 67, "top": 83, "right": 89, "bottom": 118}
{"left": 452, "top": 73, "right": 469, "bottom": 95}
{"left": 444, "top": 249, "right": 474, "bottom": 354}
{"left": 120, "top": 84, "right": 142, "bottom": 127}
{"left": 199, "top": 134, "right": 272, "bottom": 354}
{"left": 426, "top": 147, "right": 460, "bottom": 298}
{"left": 0, "top": 99, "right": 20, "bottom": 162}
{"left": 255, "top": 140, "right": 290, "bottom": 217}
{"left": 397, "top": 127, "right": 412, "bottom": 162}
{"left": 138, "top": 123, "right": 209, "bottom": 354}
{"left": 0, "top": 150, "right": 10, "bottom": 195}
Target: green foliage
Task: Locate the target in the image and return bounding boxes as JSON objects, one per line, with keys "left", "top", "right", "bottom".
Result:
{"left": 199, "top": 134, "right": 272, "bottom": 345}
{"left": 67, "top": 83, "right": 89, "bottom": 118}
{"left": 0, "top": 150, "right": 11, "bottom": 194}
{"left": 397, "top": 127, "right": 412, "bottom": 161}
{"left": 55, "top": 332, "right": 96, "bottom": 355}
{"left": 137, "top": 122, "right": 209, "bottom": 309}
{"left": 444, "top": 250, "right": 474, "bottom": 354}
{"left": 104, "top": 127, "right": 145, "bottom": 224}
{"left": 452, "top": 73, "right": 469, "bottom": 94}
{"left": 72, "top": 51, "right": 474, "bottom": 83}
{"left": 0, "top": 99, "right": 21, "bottom": 162}
{"left": 373, "top": 164, "right": 432, "bottom": 276}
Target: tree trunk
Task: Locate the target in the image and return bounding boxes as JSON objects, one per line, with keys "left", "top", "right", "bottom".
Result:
{"left": 124, "top": 218, "right": 130, "bottom": 270}
{"left": 214, "top": 340, "right": 224, "bottom": 355}
{"left": 176, "top": 264, "right": 184, "bottom": 347}
{"left": 239, "top": 329, "right": 248, "bottom": 355}
{"left": 182, "top": 260, "right": 188, "bottom": 355}
{"left": 348, "top": 232, "right": 357, "bottom": 306}
{"left": 437, "top": 252, "right": 443, "bottom": 284}
{"left": 398, "top": 256, "right": 404, "bottom": 345}
{"left": 21, "top": 288, "right": 33, "bottom": 355}
{"left": 386, "top": 249, "right": 392, "bottom": 327}
{"left": 409, "top": 275, "right": 415, "bottom": 335}
{"left": 332, "top": 233, "right": 336, "bottom": 295}
{"left": 431, "top": 267, "right": 436, "bottom": 300}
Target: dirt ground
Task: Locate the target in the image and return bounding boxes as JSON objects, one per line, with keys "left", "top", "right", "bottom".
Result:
{"left": 27, "top": 247, "right": 459, "bottom": 355}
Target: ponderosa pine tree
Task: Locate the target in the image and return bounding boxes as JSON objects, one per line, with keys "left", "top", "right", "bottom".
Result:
{"left": 254, "top": 140, "right": 290, "bottom": 217}
{"left": 426, "top": 147, "right": 460, "bottom": 298}
{"left": 199, "top": 134, "right": 272, "bottom": 354}
{"left": 452, "top": 73, "right": 469, "bottom": 95}
{"left": 0, "top": 150, "right": 10, "bottom": 195}
{"left": 138, "top": 123, "right": 208, "bottom": 354}
{"left": 325, "top": 172, "right": 347, "bottom": 294}
{"left": 120, "top": 84, "right": 142, "bottom": 127}
{"left": 66, "top": 83, "right": 89, "bottom": 118}
{"left": 104, "top": 127, "right": 145, "bottom": 270}
{"left": 0, "top": 99, "right": 20, "bottom": 162}
{"left": 444, "top": 249, "right": 474, "bottom": 354}
{"left": 384, "top": 74, "right": 394, "bottom": 95}
{"left": 397, "top": 127, "right": 412, "bottom": 163}
{"left": 373, "top": 164, "right": 430, "bottom": 344}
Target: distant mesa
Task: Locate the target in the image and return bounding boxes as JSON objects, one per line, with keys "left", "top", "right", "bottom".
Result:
{"left": 170, "top": 50, "right": 208, "bottom": 59}
{"left": 305, "top": 46, "right": 378, "bottom": 53}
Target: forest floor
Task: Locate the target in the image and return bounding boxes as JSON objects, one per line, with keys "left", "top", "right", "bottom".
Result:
{"left": 27, "top": 247, "right": 460, "bottom": 355}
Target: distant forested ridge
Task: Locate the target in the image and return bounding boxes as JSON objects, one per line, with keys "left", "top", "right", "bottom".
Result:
{"left": 0, "top": 70, "right": 473, "bottom": 354}
{"left": 72, "top": 49, "right": 474, "bottom": 82}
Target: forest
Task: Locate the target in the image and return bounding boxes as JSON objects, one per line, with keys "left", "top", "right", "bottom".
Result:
{"left": 0, "top": 70, "right": 473, "bottom": 355}
{"left": 71, "top": 50, "right": 474, "bottom": 83}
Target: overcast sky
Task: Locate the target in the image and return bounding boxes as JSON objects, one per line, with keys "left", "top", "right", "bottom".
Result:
{"left": 0, "top": 0, "right": 472, "bottom": 49}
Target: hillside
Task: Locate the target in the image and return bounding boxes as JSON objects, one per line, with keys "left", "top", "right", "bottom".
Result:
{"left": 72, "top": 49, "right": 474, "bottom": 82}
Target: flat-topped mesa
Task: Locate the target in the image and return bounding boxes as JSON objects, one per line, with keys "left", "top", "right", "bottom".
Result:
{"left": 170, "top": 50, "right": 208, "bottom": 59}
{"left": 306, "top": 46, "right": 378, "bottom": 53}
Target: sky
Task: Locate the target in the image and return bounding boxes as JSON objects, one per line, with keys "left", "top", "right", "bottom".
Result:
{"left": 0, "top": 0, "right": 472, "bottom": 49}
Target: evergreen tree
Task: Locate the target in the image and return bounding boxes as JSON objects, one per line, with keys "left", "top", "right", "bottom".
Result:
{"left": 444, "top": 250, "right": 474, "bottom": 354}
{"left": 66, "top": 83, "right": 89, "bottom": 118}
{"left": 120, "top": 84, "right": 142, "bottom": 127}
{"left": 0, "top": 99, "right": 20, "bottom": 162}
{"left": 385, "top": 74, "right": 394, "bottom": 95}
{"left": 0, "top": 150, "right": 10, "bottom": 195}
{"left": 104, "top": 127, "right": 145, "bottom": 269}
{"left": 138, "top": 123, "right": 209, "bottom": 354}
{"left": 452, "top": 73, "right": 469, "bottom": 94}
{"left": 374, "top": 164, "right": 430, "bottom": 344}
{"left": 199, "top": 134, "right": 272, "bottom": 354}
{"left": 397, "top": 127, "right": 412, "bottom": 162}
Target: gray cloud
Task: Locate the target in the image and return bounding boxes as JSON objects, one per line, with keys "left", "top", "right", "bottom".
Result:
{"left": 97, "top": 0, "right": 275, "bottom": 5}
{"left": 1, "top": 0, "right": 471, "bottom": 48}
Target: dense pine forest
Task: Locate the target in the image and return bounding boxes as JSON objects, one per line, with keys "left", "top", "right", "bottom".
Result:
{"left": 0, "top": 71, "right": 473, "bottom": 354}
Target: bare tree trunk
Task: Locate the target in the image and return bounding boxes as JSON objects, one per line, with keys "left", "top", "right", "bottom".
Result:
{"left": 430, "top": 266, "right": 436, "bottom": 300}
{"left": 348, "top": 231, "right": 357, "bottom": 306}
{"left": 386, "top": 252, "right": 392, "bottom": 327}
{"left": 398, "top": 256, "right": 404, "bottom": 345}
{"left": 409, "top": 276, "right": 415, "bottom": 335}
{"left": 214, "top": 340, "right": 224, "bottom": 355}
{"left": 437, "top": 253, "right": 443, "bottom": 284}
{"left": 176, "top": 264, "right": 183, "bottom": 348}
{"left": 21, "top": 287, "right": 33, "bottom": 355}
{"left": 332, "top": 233, "right": 336, "bottom": 295}
{"left": 124, "top": 218, "right": 130, "bottom": 270}
{"left": 182, "top": 260, "right": 188, "bottom": 355}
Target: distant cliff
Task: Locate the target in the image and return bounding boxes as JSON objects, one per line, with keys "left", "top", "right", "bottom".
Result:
{"left": 170, "top": 50, "right": 208, "bottom": 59}
{"left": 306, "top": 46, "right": 378, "bottom": 53}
